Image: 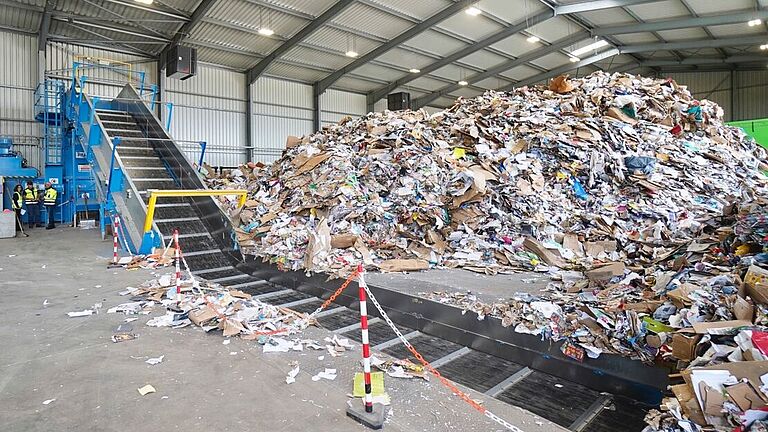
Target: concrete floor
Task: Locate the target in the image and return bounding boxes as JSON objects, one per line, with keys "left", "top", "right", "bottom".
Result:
{"left": 0, "top": 227, "right": 567, "bottom": 432}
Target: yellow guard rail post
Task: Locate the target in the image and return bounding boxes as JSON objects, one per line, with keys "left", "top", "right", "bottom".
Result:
{"left": 138, "top": 189, "right": 248, "bottom": 254}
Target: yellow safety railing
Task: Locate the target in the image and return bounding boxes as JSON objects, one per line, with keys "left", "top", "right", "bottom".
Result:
{"left": 143, "top": 189, "right": 248, "bottom": 233}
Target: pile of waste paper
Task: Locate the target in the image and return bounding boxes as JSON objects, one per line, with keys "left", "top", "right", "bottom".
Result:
{"left": 202, "top": 71, "right": 768, "bottom": 431}
{"left": 110, "top": 273, "right": 310, "bottom": 338}
{"left": 207, "top": 71, "right": 767, "bottom": 277}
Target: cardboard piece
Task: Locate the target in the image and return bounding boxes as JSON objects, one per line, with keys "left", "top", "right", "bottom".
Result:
{"left": 584, "top": 240, "right": 617, "bottom": 258}
{"left": 672, "top": 329, "right": 702, "bottom": 361}
{"left": 331, "top": 234, "right": 359, "bottom": 249}
{"left": 699, "top": 382, "right": 726, "bottom": 416}
{"left": 691, "top": 320, "right": 752, "bottom": 334}
{"left": 605, "top": 106, "right": 638, "bottom": 125}
{"left": 189, "top": 306, "right": 218, "bottom": 326}
{"left": 562, "top": 233, "right": 584, "bottom": 257}
{"left": 523, "top": 237, "right": 567, "bottom": 268}
{"left": 733, "top": 296, "right": 754, "bottom": 322}
{"left": 223, "top": 319, "right": 246, "bottom": 337}
{"left": 745, "top": 264, "right": 768, "bottom": 305}
{"left": 671, "top": 383, "right": 706, "bottom": 425}
{"left": 585, "top": 262, "right": 625, "bottom": 282}
{"left": 725, "top": 381, "right": 767, "bottom": 411}
{"left": 377, "top": 259, "right": 429, "bottom": 273}
{"left": 549, "top": 75, "right": 574, "bottom": 94}
{"left": 667, "top": 283, "right": 696, "bottom": 308}
{"left": 285, "top": 135, "right": 302, "bottom": 149}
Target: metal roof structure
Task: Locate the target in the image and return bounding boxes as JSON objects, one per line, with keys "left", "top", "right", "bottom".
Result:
{"left": 3, "top": 0, "right": 768, "bottom": 108}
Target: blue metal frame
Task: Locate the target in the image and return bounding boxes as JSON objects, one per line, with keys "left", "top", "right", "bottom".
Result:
{"left": 198, "top": 141, "right": 206, "bottom": 170}
{"left": 165, "top": 102, "right": 174, "bottom": 131}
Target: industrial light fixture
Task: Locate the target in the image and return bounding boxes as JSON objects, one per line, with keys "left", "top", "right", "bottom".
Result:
{"left": 134, "top": 0, "right": 153, "bottom": 4}
{"left": 749, "top": 19, "right": 763, "bottom": 27}
{"left": 258, "top": 8, "right": 274, "bottom": 36}
{"left": 569, "top": 39, "right": 609, "bottom": 57}
{"left": 465, "top": 5, "right": 481, "bottom": 16}
{"left": 458, "top": 80, "right": 468, "bottom": 86}
{"left": 345, "top": 34, "right": 358, "bottom": 58}
{"left": 409, "top": 68, "right": 421, "bottom": 73}
{"left": 569, "top": 56, "right": 580, "bottom": 63}
{"left": 526, "top": 36, "right": 540, "bottom": 43}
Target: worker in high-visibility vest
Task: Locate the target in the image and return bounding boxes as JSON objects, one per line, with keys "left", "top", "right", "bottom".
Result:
{"left": 43, "top": 182, "right": 57, "bottom": 230}
{"left": 12, "top": 184, "right": 23, "bottom": 233}
{"left": 24, "top": 180, "right": 41, "bottom": 229}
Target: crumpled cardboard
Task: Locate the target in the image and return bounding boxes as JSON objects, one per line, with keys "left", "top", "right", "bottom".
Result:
{"left": 377, "top": 259, "right": 429, "bottom": 273}
{"left": 189, "top": 306, "right": 218, "bottom": 326}
{"left": 672, "top": 329, "right": 701, "bottom": 361}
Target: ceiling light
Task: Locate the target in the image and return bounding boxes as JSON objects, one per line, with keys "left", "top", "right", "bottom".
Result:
{"left": 762, "top": 44, "right": 768, "bottom": 50}
{"left": 134, "top": 0, "right": 153, "bottom": 4}
{"left": 749, "top": 19, "right": 763, "bottom": 27}
{"left": 458, "top": 80, "right": 468, "bottom": 86}
{"left": 465, "top": 6, "right": 481, "bottom": 16}
{"left": 409, "top": 68, "right": 421, "bottom": 73}
{"left": 345, "top": 50, "right": 359, "bottom": 58}
{"left": 569, "top": 56, "right": 580, "bottom": 63}
{"left": 570, "top": 39, "right": 609, "bottom": 57}
{"left": 258, "top": 27, "right": 274, "bottom": 36}
{"left": 526, "top": 36, "right": 540, "bottom": 43}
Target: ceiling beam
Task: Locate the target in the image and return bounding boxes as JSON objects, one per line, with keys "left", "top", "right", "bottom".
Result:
{"left": 554, "top": 0, "right": 664, "bottom": 15}
{"left": 159, "top": 0, "right": 218, "bottom": 61}
{"left": 46, "top": 36, "right": 154, "bottom": 57}
{"left": 100, "top": 0, "right": 189, "bottom": 21}
{"left": 246, "top": 0, "right": 356, "bottom": 84}
{"left": 38, "top": 0, "right": 54, "bottom": 51}
{"left": 368, "top": 9, "right": 555, "bottom": 104}
{"left": 620, "top": 35, "right": 768, "bottom": 53}
{"left": 412, "top": 31, "right": 589, "bottom": 109}
{"left": 79, "top": 0, "right": 170, "bottom": 41}
{"left": 314, "top": 0, "right": 477, "bottom": 94}
{"left": 593, "top": 10, "right": 768, "bottom": 35}
{"left": 636, "top": 55, "right": 768, "bottom": 67}
{"left": 498, "top": 48, "right": 621, "bottom": 91}
{"left": 52, "top": 17, "right": 170, "bottom": 42}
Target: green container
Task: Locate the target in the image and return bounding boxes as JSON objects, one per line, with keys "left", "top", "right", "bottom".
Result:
{"left": 728, "top": 119, "right": 768, "bottom": 149}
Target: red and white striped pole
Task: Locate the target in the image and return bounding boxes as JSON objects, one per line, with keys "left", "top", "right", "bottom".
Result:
{"left": 112, "top": 215, "right": 120, "bottom": 264}
{"left": 357, "top": 263, "right": 374, "bottom": 414}
{"left": 174, "top": 229, "right": 181, "bottom": 302}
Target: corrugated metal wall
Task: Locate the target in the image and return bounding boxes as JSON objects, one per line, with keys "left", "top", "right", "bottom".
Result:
{"left": 164, "top": 64, "right": 247, "bottom": 167}
{"left": 733, "top": 71, "right": 768, "bottom": 121}
{"left": 653, "top": 71, "right": 768, "bottom": 122}
{"left": 251, "top": 77, "right": 313, "bottom": 163}
{"left": 319, "top": 89, "right": 367, "bottom": 126}
{"left": 0, "top": 32, "right": 39, "bottom": 139}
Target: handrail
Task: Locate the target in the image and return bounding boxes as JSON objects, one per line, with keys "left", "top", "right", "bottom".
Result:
{"left": 142, "top": 189, "right": 248, "bottom": 234}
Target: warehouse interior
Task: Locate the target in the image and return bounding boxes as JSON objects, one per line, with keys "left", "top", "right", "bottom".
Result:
{"left": 3, "top": 1, "right": 768, "bottom": 432}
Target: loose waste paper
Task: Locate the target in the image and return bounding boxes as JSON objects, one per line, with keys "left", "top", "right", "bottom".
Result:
{"left": 201, "top": 71, "right": 768, "bottom": 431}
{"left": 111, "top": 273, "right": 312, "bottom": 339}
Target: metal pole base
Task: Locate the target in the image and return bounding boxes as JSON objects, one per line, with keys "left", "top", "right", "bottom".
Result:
{"left": 346, "top": 402, "right": 388, "bottom": 430}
